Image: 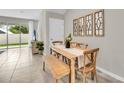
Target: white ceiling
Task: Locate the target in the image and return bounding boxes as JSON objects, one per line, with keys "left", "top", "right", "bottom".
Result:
{"left": 46, "top": 9, "right": 67, "bottom": 14}
{"left": 0, "top": 9, "right": 67, "bottom": 20}
{"left": 0, "top": 9, "right": 42, "bottom": 20}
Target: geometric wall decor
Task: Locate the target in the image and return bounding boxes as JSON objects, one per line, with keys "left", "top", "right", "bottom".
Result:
{"left": 73, "top": 19, "right": 79, "bottom": 36}
{"left": 94, "top": 10, "right": 104, "bottom": 36}
{"left": 73, "top": 9, "right": 104, "bottom": 37}
{"left": 78, "top": 17, "right": 85, "bottom": 36}
{"left": 85, "top": 13, "right": 93, "bottom": 36}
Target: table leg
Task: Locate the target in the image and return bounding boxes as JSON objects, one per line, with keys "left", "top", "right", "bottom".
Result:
{"left": 70, "top": 59, "right": 75, "bottom": 83}
{"left": 68, "top": 60, "right": 71, "bottom": 83}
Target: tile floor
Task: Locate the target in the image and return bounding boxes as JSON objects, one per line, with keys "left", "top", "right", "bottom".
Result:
{"left": 0, "top": 47, "right": 122, "bottom": 83}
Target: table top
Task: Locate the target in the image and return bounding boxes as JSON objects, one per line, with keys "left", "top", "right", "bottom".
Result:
{"left": 50, "top": 45, "right": 84, "bottom": 60}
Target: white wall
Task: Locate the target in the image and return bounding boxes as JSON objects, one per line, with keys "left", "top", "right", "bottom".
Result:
{"left": 40, "top": 11, "right": 64, "bottom": 54}
{"left": 65, "top": 9, "right": 124, "bottom": 78}
{"left": 37, "top": 12, "right": 43, "bottom": 41}
{"left": 40, "top": 10, "right": 47, "bottom": 53}
{"left": 28, "top": 21, "right": 34, "bottom": 47}
{"left": 46, "top": 12, "right": 64, "bottom": 53}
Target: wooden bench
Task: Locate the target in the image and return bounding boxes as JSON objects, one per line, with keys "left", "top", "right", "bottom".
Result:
{"left": 43, "top": 55, "right": 70, "bottom": 83}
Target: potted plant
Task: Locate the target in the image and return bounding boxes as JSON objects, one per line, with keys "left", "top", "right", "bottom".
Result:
{"left": 65, "top": 33, "right": 72, "bottom": 48}
{"left": 36, "top": 41, "right": 44, "bottom": 55}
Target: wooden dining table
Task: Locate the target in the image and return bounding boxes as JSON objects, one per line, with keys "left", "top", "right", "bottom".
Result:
{"left": 50, "top": 45, "right": 85, "bottom": 83}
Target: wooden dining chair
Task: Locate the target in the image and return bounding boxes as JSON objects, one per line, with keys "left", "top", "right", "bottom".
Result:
{"left": 76, "top": 48, "right": 99, "bottom": 83}
{"left": 70, "top": 42, "right": 88, "bottom": 49}
{"left": 51, "top": 41, "right": 63, "bottom": 58}
{"left": 52, "top": 41, "right": 63, "bottom": 45}
{"left": 70, "top": 42, "right": 78, "bottom": 48}
{"left": 77, "top": 43, "right": 88, "bottom": 49}
{"left": 70, "top": 42, "right": 88, "bottom": 67}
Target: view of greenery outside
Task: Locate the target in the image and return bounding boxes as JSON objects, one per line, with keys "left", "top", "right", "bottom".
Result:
{"left": 0, "top": 43, "right": 28, "bottom": 47}
{"left": 9, "top": 25, "right": 29, "bottom": 34}
{"left": 0, "top": 25, "right": 29, "bottom": 49}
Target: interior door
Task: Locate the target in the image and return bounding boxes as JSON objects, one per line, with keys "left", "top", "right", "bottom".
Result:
{"left": 49, "top": 18, "right": 64, "bottom": 45}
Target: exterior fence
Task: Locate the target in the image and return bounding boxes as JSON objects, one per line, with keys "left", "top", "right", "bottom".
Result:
{"left": 0, "top": 34, "right": 29, "bottom": 44}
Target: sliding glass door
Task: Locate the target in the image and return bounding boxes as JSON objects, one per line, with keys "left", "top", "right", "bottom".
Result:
{"left": 0, "top": 23, "right": 7, "bottom": 50}
{"left": 8, "top": 24, "right": 21, "bottom": 48}
{"left": 20, "top": 25, "right": 29, "bottom": 47}
{"left": 0, "top": 22, "right": 29, "bottom": 50}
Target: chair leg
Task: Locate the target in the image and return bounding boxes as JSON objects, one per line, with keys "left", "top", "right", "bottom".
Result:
{"left": 66, "top": 59, "right": 70, "bottom": 64}
{"left": 91, "top": 72, "right": 94, "bottom": 80}
{"left": 75, "top": 70, "right": 78, "bottom": 79}
{"left": 93, "top": 71, "right": 98, "bottom": 83}
{"left": 54, "top": 79, "right": 58, "bottom": 83}
{"left": 68, "top": 75, "right": 70, "bottom": 83}
{"left": 56, "top": 53, "right": 60, "bottom": 59}
{"left": 63, "top": 57, "right": 67, "bottom": 64}
{"left": 62, "top": 56, "right": 65, "bottom": 61}
{"left": 83, "top": 73, "right": 87, "bottom": 83}
{"left": 65, "top": 58, "right": 68, "bottom": 64}
{"left": 57, "top": 54, "right": 59, "bottom": 58}
{"left": 69, "top": 72, "right": 71, "bottom": 83}
{"left": 43, "top": 61, "right": 45, "bottom": 72}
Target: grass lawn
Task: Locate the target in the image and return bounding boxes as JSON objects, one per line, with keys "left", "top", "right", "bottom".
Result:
{"left": 0, "top": 43, "right": 28, "bottom": 48}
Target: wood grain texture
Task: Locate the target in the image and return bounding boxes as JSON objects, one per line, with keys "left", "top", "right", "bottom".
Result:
{"left": 44, "top": 55, "right": 70, "bottom": 82}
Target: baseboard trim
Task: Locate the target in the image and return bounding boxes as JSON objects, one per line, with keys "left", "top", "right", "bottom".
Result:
{"left": 96, "top": 66, "right": 124, "bottom": 82}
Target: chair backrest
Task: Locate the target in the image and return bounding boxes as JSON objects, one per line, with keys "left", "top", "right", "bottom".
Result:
{"left": 70, "top": 42, "right": 88, "bottom": 49}
{"left": 77, "top": 43, "right": 88, "bottom": 49}
{"left": 83, "top": 48, "right": 99, "bottom": 69}
{"left": 84, "top": 44, "right": 88, "bottom": 49}
{"left": 76, "top": 43, "right": 83, "bottom": 48}
{"left": 52, "top": 41, "right": 63, "bottom": 45}
{"left": 70, "top": 42, "right": 77, "bottom": 48}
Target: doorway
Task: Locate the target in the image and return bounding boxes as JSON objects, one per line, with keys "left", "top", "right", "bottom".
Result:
{"left": 49, "top": 18, "right": 64, "bottom": 45}
{"left": 0, "top": 23, "right": 29, "bottom": 50}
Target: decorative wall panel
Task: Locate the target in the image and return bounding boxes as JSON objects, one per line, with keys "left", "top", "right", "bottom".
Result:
{"left": 85, "top": 14, "right": 93, "bottom": 36}
{"left": 78, "top": 17, "right": 85, "bottom": 36}
{"left": 73, "top": 19, "right": 78, "bottom": 36}
{"left": 73, "top": 9, "right": 104, "bottom": 37}
{"left": 94, "top": 10, "right": 104, "bottom": 36}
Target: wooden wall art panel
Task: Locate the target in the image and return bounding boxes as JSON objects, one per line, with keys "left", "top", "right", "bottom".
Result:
{"left": 73, "top": 19, "right": 78, "bottom": 36}
{"left": 94, "top": 10, "right": 104, "bottom": 36}
{"left": 85, "top": 13, "right": 93, "bottom": 36}
{"left": 73, "top": 9, "right": 104, "bottom": 37}
{"left": 78, "top": 17, "right": 85, "bottom": 36}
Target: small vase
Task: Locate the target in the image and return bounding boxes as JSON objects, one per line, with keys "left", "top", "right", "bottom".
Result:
{"left": 66, "top": 41, "right": 70, "bottom": 48}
